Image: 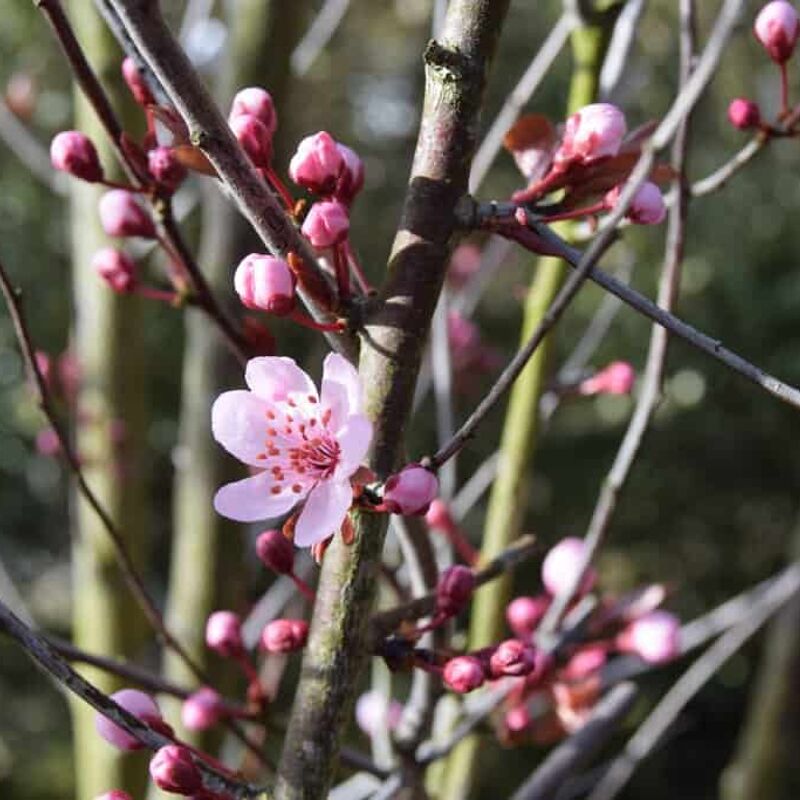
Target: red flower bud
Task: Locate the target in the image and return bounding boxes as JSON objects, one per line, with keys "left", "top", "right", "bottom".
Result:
{"left": 99, "top": 190, "right": 156, "bottom": 239}
{"left": 229, "top": 87, "right": 277, "bottom": 135}
{"left": 260, "top": 619, "right": 309, "bottom": 653}
{"left": 489, "top": 639, "right": 539, "bottom": 678}
{"left": 382, "top": 464, "right": 439, "bottom": 515}
{"left": 205, "top": 610, "right": 243, "bottom": 657}
{"left": 91, "top": 248, "right": 137, "bottom": 293}
{"left": 50, "top": 131, "right": 104, "bottom": 183}
{"left": 181, "top": 687, "right": 224, "bottom": 732}
{"left": 122, "top": 57, "right": 155, "bottom": 106}
{"left": 148, "top": 146, "right": 187, "bottom": 193}
{"left": 255, "top": 529, "right": 295, "bottom": 574}
{"left": 289, "top": 131, "right": 344, "bottom": 195}
{"left": 436, "top": 565, "right": 475, "bottom": 617}
{"left": 234, "top": 254, "right": 296, "bottom": 315}
{"left": 230, "top": 113, "right": 273, "bottom": 169}
{"left": 506, "top": 595, "right": 550, "bottom": 638}
{"left": 443, "top": 655, "right": 485, "bottom": 693}
{"left": 149, "top": 745, "right": 203, "bottom": 795}
{"left": 727, "top": 98, "right": 761, "bottom": 130}
{"left": 301, "top": 200, "right": 350, "bottom": 248}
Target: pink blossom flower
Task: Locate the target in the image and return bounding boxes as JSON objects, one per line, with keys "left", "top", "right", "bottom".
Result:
{"left": 382, "top": 463, "right": 439, "bottom": 515}
{"left": 229, "top": 87, "right": 277, "bottom": 135}
{"left": 301, "top": 200, "right": 350, "bottom": 248}
{"left": 616, "top": 610, "right": 680, "bottom": 664}
{"left": 94, "top": 689, "right": 162, "bottom": 751}
{"left": 50, "top": 131, "right": 104, "bottom": 183}
{"left": 755, "top": 1, "right": 800, "bottom": 63}
{"left": 579, "top": 361, "right": 636, "bottom": 396}
{"left": 355, "top": 690, "right": 404, "bottom": 736}
{"left": 212, "top": 355, "right": 372, "bottom": 547}
{"left": 289, "top": 131, "right": 344, "bottom": 195}
{"left": 605, "top": 182, "right": 666, "bottom": 225}
{"left": 554, "top": 103, "right": 627, "bottom": 167}
{"left": 727, "top": 98, "right": 761, "bottom": 130}
{"left": 541, "top": 537, "right": 597, "bottom": 597}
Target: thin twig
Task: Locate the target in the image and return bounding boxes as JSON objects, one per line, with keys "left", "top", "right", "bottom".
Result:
{"left": 599, "top": 0, "right": 648, "bottom": 98}
{"left": 291, "top": 0, "right": 351, "bottom": 76}
{"left": 431, "top": 291, "right": 457, "bottom": 498}
{"left": 509, "top": 683, "right": 639, "bottom": 800}
{"left": 0, "top": 598, "right": 265, "bottom": 799}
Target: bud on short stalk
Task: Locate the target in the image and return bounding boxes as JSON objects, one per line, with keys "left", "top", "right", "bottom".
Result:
{"left": 605, "top": 182, "right": 666, "bottom": 226}
{"left": 554, "top": 103, "right": 627, "bottom": 167}
{"left": 301, "top": 200, "right": 350, "bottom": 248}
{"left": 50, "top": 131, "right": 104, "bottom": 183}
{"left": 149, "top": 745, "right": 203, "bottom": 795}
{"left": 230, "top": 113, "right": 273, "bottom": 169}
{"left": 260, "top": 619, "right": 309, "bottom": 653}
{"left": 255, "top": 529, "right": 295, "bottom": 574}
{"left": 234, "top": 254, "right": 296, "bottom": 315}
{"left": 122, "top": 57, "right": 155, "bottom": 106}
{"left": 489, "top": 639, "right": 539, "bottom": 678}
{"left": 181, "top": 687, "right": 224, "bottom": 732}
{"left": 436, "top": 565, "right": 475, "bottom": 617}
{"left": 443, "top": 655, "right": 485, "bottom": 694}
{"left": 94, "top": 689, "right": 163, "bottom": 751}
{"left": 205, "top": 610, "right": 244, "bottom": 657}
{"left": 541, "top": 537, "right": 597, "bottom": 598}
{"left": 99, "top": 190, "right": 156, "bottom": 239}
{"left": 91, "top": 248, "right": 137, "bottom": 293}
{"left": 382, "top": 464, "right": 439, "bottom": 515}
{"left": 506, "top": 595, "right": 550, "bottom": 638}
{"left": 727, "top": 98, "right": 761, "bottom": 130}
{"left": 229, "top": 87, "right": 277, "bottom": 135}
{"left": 289, "top": 131, "right": 344, "bottom": 195}
{"left": 616, "top": 610, "right": 680, "bottom": 664}
{"left": 148, "top": 146, "right": 187, "bottom": 193}
{"left": 755, "top": 1, "right": 800, "bottom": 63}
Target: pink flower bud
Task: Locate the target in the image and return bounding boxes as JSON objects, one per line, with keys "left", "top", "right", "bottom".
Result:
{"left": 334, "top": 143, "right": 365, "bottom": 205}
{"left": 205, "top": 610, "right": 243, "bottom": 657}
{"left": 289, "top": 131, "right": 344, "bottom": 195}
{"left": 91, "top": 248, "right": 137, "bottom": 293}
{"left": 260, "top": 619, "right": 309, "bottom": 653}
{"left": 355, "top": 690, "right": 403, "bottom": 736}
{"left": 605, "top": 182, "right": 666, "bottom": 225}
{"left": 94, "top": 791, "right": 133, "bottom": 800}
{"left": 147, "top": 146, "right": 187, "bottom": 193}
{"left": 256, "top": 529, "right": 295, "bottom": 574}
{"left": 94, "top": 689, "right": 162, "bottom": 751}
{"left": 425, "top": 498, "right": 454, "bottom": 531}
{"left": 382, "top": 464, "right": 439, "bottom": 515}
{"left": 506, "top": 595, "right": 550, "bottom": 638}
{"left": 727, "top": 98, "right": 761, "bottom": 130}
{"left": 436, "top": 565, "right": 475, "bottom": 616}
{"left": 755, "top": 1, "right": 800, "bottom": 63}
{"left": 301, "top": 200, "right": 350, "bottom": 248}
{"left": 561, "top": 645, "right": 608, "bottom": 681}
{"left": 541, "top": 537, "right": 597, "bottom": 597}
{"left": 554, "top": 103, "right": 627, "bottom": 166}
{"left": 447, "top": 243, "right": 482, "bottom": 288}
{"left": 50, "top": 131, "right": 104, "bottom": 183}
{"left": 99, "top": 190, "right": 156, "bottom": 239}
{"left": 233, "top": 253, "right": 296, "bottom": 315}
{"left": 616, "top": 610, "right": 680, "bottom": 664}
{"left": 443, "top": 655, "right": 485, "bottom": 693}
{"left": 489, "top": 639, "right": 539, "bottom": 678}
{"left": 230, "top": 113, "right": 273, "bottom": 169}
{"left": 229, "top": 87, "right": 277, "bottom": 135}
{"left": 181, "top": 687, "right": 224, "bottom": 732}
{"left": 149, "top": 745, "right": 203, "bottom": 795}
{"left": 122, "top": 57, "right": 155, "bottom": 106}
{"left": 579, "top": 361, "right": 636, "bottom": 396}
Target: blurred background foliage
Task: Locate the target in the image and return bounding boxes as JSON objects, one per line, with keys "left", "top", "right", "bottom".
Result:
{"left": 0, "top": 0, "right": 799, "bottom": 798}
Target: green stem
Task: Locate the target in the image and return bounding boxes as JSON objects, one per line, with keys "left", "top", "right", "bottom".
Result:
{"left": 68, "top": 2, "right": 151, "bottom": 796}
{"left": 441, "top": 13, "right": 615, "bottom": 799}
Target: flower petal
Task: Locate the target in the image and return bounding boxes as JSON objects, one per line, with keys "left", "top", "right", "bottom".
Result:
{"left": 212, "top": 390, "right": 273, "bottom": 466}
{"left": 245, "top": 357, "right": 317, "bottom": 403}
{"left": 214, "top": 472, "right": 300, "bottom": 522}
{"left": 335, "top": 414, "right": 373, "bottom": 476}
{"left": 294, "top": 479, "right": 353, "bottom": 547}
{"left": 320, "top": 353, "right": 363, "bottom": 429}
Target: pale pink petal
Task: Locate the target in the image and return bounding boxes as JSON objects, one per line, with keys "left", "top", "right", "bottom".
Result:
{"left": 214, "top": 472, "right": 300, "bottom": 522}
{"left": 335, "top": 414, "right": 373, "bottom": 476}
{"left": 245, "top": 357, "right": 317, "bottom": 403}
{"left": 294, "top": 479, "right": 353, "bottom": 547}
{"left": 320, "top": 353, "right": 363, "bottom": 429}
{"left": 211, "top": 390, "right": 275, "bottom": 466}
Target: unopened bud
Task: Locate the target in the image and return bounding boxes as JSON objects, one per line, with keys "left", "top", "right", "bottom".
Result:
{"left": 425, "top": 498, "right": 454, "bottom": 531}
{"left": 301, "top": 200, "right": 350, "bottom": 248}
{"left": 443, "top": 655, "right": 485, "bottom": 693}
{"left": 727, "top": 98, "right": 761, "bottom": 130}
{"left": 489, "top": 639, "right": 539, "bottom": 678}
{"left": 554, "top": 103, "right": 627, "bottom": 167}
{"left": 289, "top": 131, "right": 344, "bottom": 195}
{"left": 541, "top": 537, "right": 596, "bottom": 597}
{"left": 436, "top": 565, "right": 475, "bottom": 617}
{"left": 255, "top": 529, "right": 295, "bottom": 574}
{"left": 605, "top": 182, "right": 666, "bottom": 226}
{"left": 50, "top": 131, "right": 104, "bottom": 183}
{"left": 230, "top": 87, "right": 277, "bottom": 135}
{"left": 121, "top": 57, "right": 155, "bottom": 106}
{"left": 149, "top": 745, "right": 203, "bottom": 795}
{"left": 91, "top": 248, "right": 137, "bottom": 293}
{"left": 382, "top": 464, "right": 439, "bottom": 515}
{"left": 579, "top": 361, "right": 635, "bottom": 396}
{"left": 205, "top": 610, "right": 243, "bottom": 657}
{"left": 234, "top": 254, "right": 296, "bottom": 315}
{"left": 334, "top": 143, "right": 365, "bottom": 205}
{"left": 616, "top": 610, "right": 680, "bottom": 664}
{"left": 755, "top": 1, "right": 800, "bottom": 63}
{"left": 181, "top": 687, "right": 224, "bottom": 732}
{"left": 94, "top": 689, "right": 162, "bottom": 751}
{"left": 230, "top": 113, "right": 273, "bottom": 169}
{"left": 506, "top": 595, "right": 550, "bottom": 638}
{"left": 99, "top": 190, "right": 156, "bottom": 239}
{"left": 148, "top": 146, "right": 187, "bottom": 193}
{"left": 260, "top": 619, "right": 309, "bottom": 653}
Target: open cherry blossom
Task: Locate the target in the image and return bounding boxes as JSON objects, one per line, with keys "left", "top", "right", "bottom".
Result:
{"left": 212, "top": 354, "right": 372, "bottom": 547}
